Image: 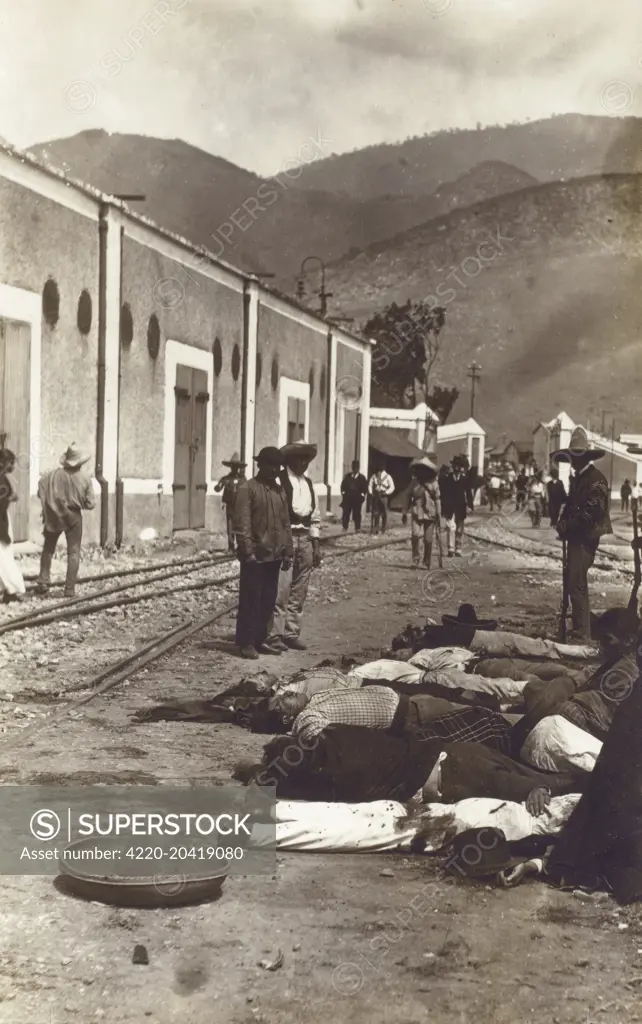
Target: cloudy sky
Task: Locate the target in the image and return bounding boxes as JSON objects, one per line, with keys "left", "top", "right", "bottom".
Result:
{"left": 1, "top": 0, "right": 641, "bottom": 174}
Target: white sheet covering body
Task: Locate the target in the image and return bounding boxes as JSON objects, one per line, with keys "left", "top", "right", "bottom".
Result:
{"left": 520, "top": 714, "right": 602, "bottom": 774}
{"left": 273, "top": 794, "right": 582, "bottom": 852}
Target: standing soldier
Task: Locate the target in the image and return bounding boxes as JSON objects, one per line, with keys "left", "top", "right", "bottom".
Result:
{"left": 440, "top": 455, "right": 468, "bottom": 557}
{"left": 403, "top": 456, "right": 441, "bottom": 569}
{"left": 340, "top": 460, "right": 368, "bottom": 533}
{"left": 35, "top": 443, "right": 95, "bottom": 598}
{"left": 266, "top": 439, "right": 321, "bottom": 652}
{"left": 553, "top": 427, "right": 612, "bottom": 642}
{"left": 368, "top": 466, "right": 395, "bottom": 534}
{"left": 214, "top": 452, "right": 246, "bottom": 553}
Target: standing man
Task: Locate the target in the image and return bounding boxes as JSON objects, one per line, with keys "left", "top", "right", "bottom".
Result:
{"left": 35, "top": 443, "right": 95, "bottom": 599}
{"left": 440, "top": 455, "right": 468, "bottom": 557}
{"left": 340, "top": 460, "right": 368, "bottom": 533}
{"left": 403, "top": 456, "right": 441, "bottom": 569}
{"left": 487, "top": 470, "right": 502, "bottom": 512}
{"left": 214, "top": 452, "right": 246, "bottom": 553}
{"left": 547, "top": 465, "right": 567, "bottom": 527}
{"left": 621, "top": 479, "right": 632, "bottom": 514}
{"left": 553, "top": 427, "right": 612, "bottom": 642}
{"left": 233, "top": 447, "right": 293, "bottom": 660}
{"left": 368, "top": 466, "right": 395, "bottom": 534}
{"left": 267, "top": 439, "right": 321, "bottom": 652}
{"left": 631, "top": 480, "right": 640, "bottom": 522}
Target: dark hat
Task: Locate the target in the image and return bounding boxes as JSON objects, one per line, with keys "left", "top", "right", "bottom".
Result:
{"left": 446, "top": 828, "right": 515, "bottom": 878}
{"left": 551, "top": 426, "right": 605, "bottom": 463}
{"left": 222, "top": 451, "right": 246, "bottom": 468}
{"left": 442, "top": 603, "right": 498, "bottom": 631}
{"left": 254, "top": 446, "right": 282, "bottom": 466}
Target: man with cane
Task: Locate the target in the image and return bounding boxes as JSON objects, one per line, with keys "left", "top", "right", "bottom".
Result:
{"left": 553, "top": 427, "right": 611, "bottom": 642}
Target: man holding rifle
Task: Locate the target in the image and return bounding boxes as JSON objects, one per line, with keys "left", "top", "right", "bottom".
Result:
{"left": 552, "top": 427, "right": 611, "bottom": 642}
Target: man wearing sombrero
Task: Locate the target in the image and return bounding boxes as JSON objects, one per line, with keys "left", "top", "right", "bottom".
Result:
{"left": 266, "top": 439, "right": 321, "bottom": 651}
{"left": 35, "top": 443, "right": 96, "bottom": 599}
{"left": 214, "top": 452, "right": 246, "bottom": 553}
{"left": 402, "top": 455, "right": 441, "bottom": 569}
{"left": 552, "top": 426, "right": 612, "bottom": 641}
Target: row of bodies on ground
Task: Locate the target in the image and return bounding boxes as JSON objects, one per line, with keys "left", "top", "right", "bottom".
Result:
{"left": 178, "top": 603, "right": 642, "bottom": 902}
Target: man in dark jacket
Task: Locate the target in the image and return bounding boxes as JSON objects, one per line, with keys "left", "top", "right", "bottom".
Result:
{"left": 267, "top": 440, "right": 321, "bottom": 652}
{"left": 233, "top": 447, "right": 293, "bottom": 660}
{"left": 553, "top": 427, "right": 612, "bottom": 642}
{"left": 340, "top": 460, "right": 368, "bottom": 532}
{"left": 547, "top": 465, "right": 566, "bottom": 527}
{"left": 440, "top": 455, "right": 468, "bottom": 557}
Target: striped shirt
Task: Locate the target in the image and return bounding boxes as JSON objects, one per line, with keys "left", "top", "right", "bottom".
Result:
{"left": 292, "top": 686, "right": 400, "bottom": 742}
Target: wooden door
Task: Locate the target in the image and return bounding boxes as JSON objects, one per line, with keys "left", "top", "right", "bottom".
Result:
{"left": 287, "top": 397, "right": 306, "bottom": 443}
{"left": 172, "top": 365, "right": 209, "bottom": 530}
{"left": 0, "top": 319, "right": 31, "bottom": 540}
{"left": 190, "top": 370, "right": 208, "bottom": 529}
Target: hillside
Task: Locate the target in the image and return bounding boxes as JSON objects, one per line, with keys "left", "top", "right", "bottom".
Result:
{"left": 325, "top": 173, "right": 642, "bottom": 438}
{"left": 294, "top": 114, "right": 642, "bottom": 199}
{"left": 29, "top": 132, "right": 541, "bottom": 281}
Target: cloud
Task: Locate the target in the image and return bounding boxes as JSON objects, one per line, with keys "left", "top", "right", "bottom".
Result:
{"left": 2, "top": 0, "right": 642, "bottom": 173}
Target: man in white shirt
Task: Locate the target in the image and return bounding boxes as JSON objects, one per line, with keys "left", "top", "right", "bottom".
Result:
{"left": 368, "top": 467, "right": 395, "bottom": 533}
{"left": 267, "top": 440, "right": 321, "bottom": 652}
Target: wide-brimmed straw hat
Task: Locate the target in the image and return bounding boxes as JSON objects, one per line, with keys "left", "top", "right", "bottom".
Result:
{"left": 410, "top": 455, "right": 438, "bottom": 473}
{"left": 442, "top": 603, "right": 498, "bottom": 631}
{"left": 279, "top": 440, "right": 318, "bottom": 461}
{"left": 551, "top": 426, "right": 605, "bottom": 463}
{"left": 60, "top": 443, "right": 91, "bottom": 469}
{"left": 222, "top": 451, "right": 246, "bottom": 468}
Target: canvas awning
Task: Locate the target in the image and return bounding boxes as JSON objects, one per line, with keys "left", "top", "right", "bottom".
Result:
{"left": 369, "top": 426, "right": 425, "bottom": 460}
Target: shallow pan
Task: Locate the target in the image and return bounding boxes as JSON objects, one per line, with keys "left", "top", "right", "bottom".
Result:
{"left": 58, "top": 836, "right": 229, "bottom": 908}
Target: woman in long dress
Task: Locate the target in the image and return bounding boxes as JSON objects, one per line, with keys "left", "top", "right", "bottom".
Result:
{"left": 0, "top": 449, "right": 26, "bottom": 603}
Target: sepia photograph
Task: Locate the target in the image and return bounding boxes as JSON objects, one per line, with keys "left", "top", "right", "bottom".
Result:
{"left": 1, "top": 0, "right": 642, "bottom": 1021}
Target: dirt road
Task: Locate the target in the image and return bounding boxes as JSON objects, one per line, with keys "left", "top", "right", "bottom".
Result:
{"left": 1, "top": 518, "right": 641, "bottom": 1024}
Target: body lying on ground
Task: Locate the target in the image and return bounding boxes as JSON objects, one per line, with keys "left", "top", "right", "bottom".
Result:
{"left": 266, "top": 793, "right": 582, "bottom": 854}
{"left": 392, "top": 621, "right": 595, "bottom": 661}
{"left": 271, "top": 686, "right": 514, "bottom": 751}
{"left": 239, "top": 725, "right": 587, "bottom": 807}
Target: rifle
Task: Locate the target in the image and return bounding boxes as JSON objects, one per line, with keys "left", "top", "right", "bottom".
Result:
{"left": 558, "top": 537, "right": 569, "bottom": 642}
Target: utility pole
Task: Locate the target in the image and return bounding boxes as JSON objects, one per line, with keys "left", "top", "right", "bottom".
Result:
{"left": 297, "top": 256, "right": 332, "bottom": 318}
{"left": 467, "top": 362, "right": 482, "bottom": 418}
{"left": 610, "top": 418, "right": 616, "bottom": 495}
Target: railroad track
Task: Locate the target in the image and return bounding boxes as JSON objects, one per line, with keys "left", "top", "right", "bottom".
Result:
{"left": 0, "top": 531, "right": 410, "bottom": 753}
{"left": 0, "top": 530, "right": 407, "bottom": 637}
{"left": 467, "top": 516, "right": 634, "bottom": 577}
